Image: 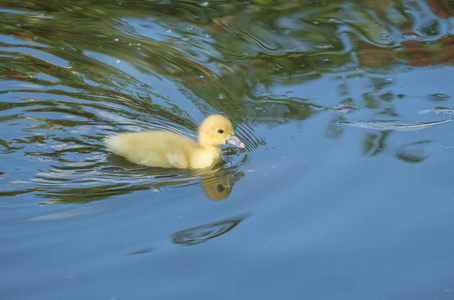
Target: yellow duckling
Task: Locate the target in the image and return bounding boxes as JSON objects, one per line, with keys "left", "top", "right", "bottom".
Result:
{"left": 105, "top": 114, "right": 245, "bottom": 169}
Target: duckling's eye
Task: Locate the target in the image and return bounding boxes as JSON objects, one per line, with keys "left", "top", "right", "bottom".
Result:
{"left": 217, "top": 129, "right": 224, "bottom": 134}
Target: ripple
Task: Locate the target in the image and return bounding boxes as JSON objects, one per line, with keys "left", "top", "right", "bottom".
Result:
{"left": 340, "top": 119, "right": 452, "bottom": 131}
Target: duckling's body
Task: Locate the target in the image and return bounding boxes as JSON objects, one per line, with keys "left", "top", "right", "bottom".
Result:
{"left": 105, "top": 130, "right": 221, "bottom": 169}
{"left": 105, "top": 115, "right": 245, "bottom": 169}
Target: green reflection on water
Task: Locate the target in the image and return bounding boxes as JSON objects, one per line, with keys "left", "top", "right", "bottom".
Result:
{"left": 1, "top": 0, "right": 453, "bottom": 201}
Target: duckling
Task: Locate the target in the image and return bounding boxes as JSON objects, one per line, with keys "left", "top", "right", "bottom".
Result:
{"left": 105, "top": 114, "right": 245, "bottom": 169}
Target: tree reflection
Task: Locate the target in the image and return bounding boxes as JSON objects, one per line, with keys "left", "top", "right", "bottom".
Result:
{"left": 3, "top": 0, "right": 453, "bottom": 123}
{"left": 1, "top": 0, "right": 454, "bottom": 201}
{"left": 3, "top": 0, "right": 452, "bottom": 122}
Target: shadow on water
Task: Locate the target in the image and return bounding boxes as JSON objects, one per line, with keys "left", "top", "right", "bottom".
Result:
{"left": 1, "top": 0, "right": 454, "bottom": 201}
{"left": 171, "top": 214, "right": 250, "bottom": 246}
{"left": 126, "top": 213, "right": 251, "bottom": 255}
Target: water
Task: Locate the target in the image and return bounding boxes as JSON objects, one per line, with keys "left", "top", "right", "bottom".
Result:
{"left": 2, "top": 1, "right": 454, "bottom": 299}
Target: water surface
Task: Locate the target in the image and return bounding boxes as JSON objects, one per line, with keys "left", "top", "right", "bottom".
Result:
{"left": 2, "top": 1, "right": 454, "bottom": 299}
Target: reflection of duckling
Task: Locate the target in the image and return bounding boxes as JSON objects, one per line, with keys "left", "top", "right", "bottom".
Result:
{"left": 201, "top": 171, "right": 244, "bottom": 201}
{"left": 105, "top": 115, "right": 245, "bottom": 169}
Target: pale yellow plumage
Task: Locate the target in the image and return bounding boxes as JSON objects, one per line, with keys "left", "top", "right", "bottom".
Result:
{"left": 105, "top": 114, "right": 245, "bottom": 169}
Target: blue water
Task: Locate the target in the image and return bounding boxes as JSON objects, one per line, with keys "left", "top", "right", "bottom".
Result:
{"left": 2, "top": 1, "right": 454, "bottom": 299}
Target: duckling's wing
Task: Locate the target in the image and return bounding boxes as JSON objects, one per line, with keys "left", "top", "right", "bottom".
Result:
{"left": 105, "top": 131, "right": 198, "bottom": 168}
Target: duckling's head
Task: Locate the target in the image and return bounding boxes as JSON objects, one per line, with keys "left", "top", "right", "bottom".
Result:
{"left": 198, "top": 114, "right": 245, "bottom": 149}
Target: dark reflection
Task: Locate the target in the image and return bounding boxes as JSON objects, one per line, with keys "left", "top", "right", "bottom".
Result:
{"left": 361, "top": 131, "right": 435, "bottom": 162}
{"left": 128, "top": 247, "right": 157, "bottom": 256}
{"left": 396, "top": 141, "right": 434, "bottom": 163}
{"left": 170, "top": 214, "right": 250, "bottom": 246}
{"left": 363, "top": 132, "right": 390, "bottom": 157}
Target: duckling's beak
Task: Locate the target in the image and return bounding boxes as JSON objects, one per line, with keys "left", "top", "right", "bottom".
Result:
{"left": 226, "top": 135, "right": 245, "bottom": 149}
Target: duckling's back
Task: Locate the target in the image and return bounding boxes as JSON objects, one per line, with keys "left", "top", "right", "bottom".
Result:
{"left": 105, "top": 131, "right": 198, "bottom": 169}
